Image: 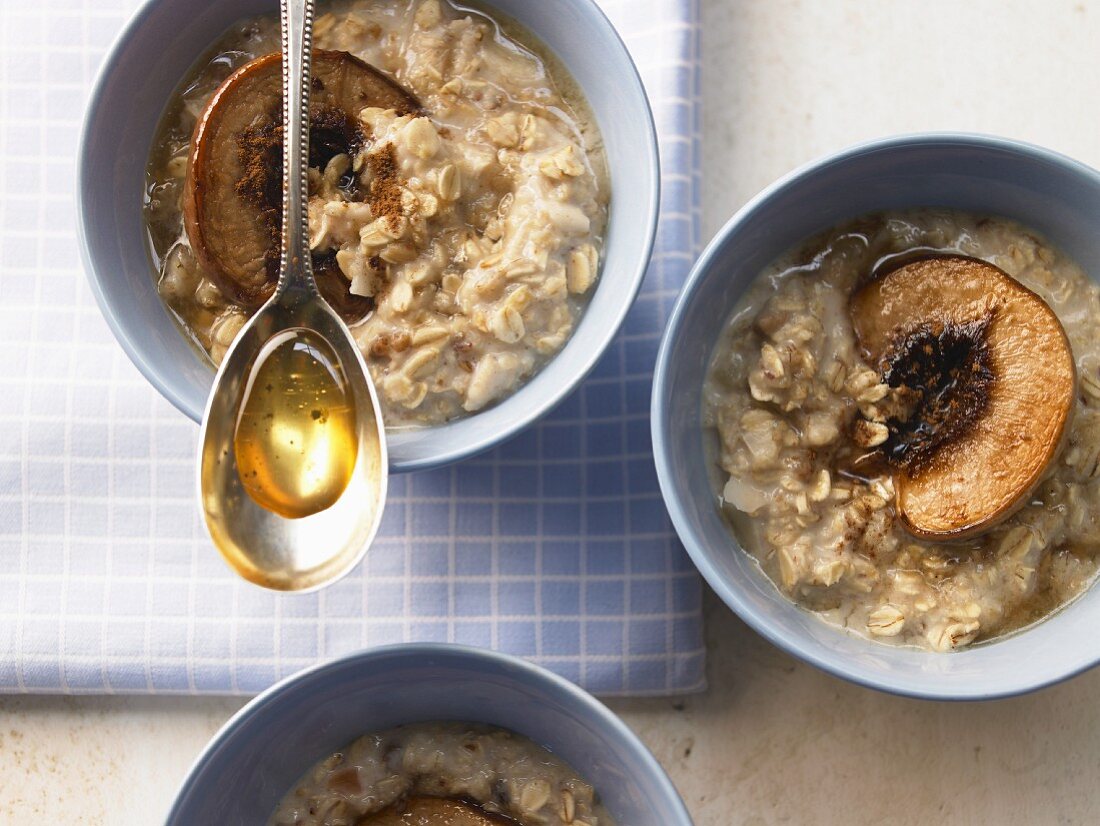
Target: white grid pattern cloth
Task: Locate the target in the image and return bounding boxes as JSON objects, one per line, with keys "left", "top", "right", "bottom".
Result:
{"left": 0, "top": 0, "right": 705, "bottom": 695}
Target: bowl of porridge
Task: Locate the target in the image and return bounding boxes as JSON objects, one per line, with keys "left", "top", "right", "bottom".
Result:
{"left": 164, "top": 644, "right": 691, "bottom": 825}
{"left": 79, "top": 0, "right": 657, "bottom": 470}
{"left": 653, "top": 134, "right": 1100, "bottom": 699}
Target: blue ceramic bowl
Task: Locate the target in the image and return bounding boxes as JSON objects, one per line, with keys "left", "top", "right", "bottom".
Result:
{"left": 164, "top": 644, "right": 691, "bottom": 825}
{"left": 78, "top": 0, "right": 657, "bottom": 472}
{"left": 653, "top": 133, "right": 1100, "bottom": 700}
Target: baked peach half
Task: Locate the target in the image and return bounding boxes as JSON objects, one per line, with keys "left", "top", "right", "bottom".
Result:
{"left": 851, "top": 254, "right": 1076, "bottom": 539}
{"left": 183, "top": 50, "right": 418, "bottom": 321}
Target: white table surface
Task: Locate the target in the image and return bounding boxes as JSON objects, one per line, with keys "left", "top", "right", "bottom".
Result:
{"left": 4, "top": 0, "right": 1100, "bottom": 823}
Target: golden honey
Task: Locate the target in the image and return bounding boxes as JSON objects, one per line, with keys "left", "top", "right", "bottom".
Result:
{"left": 234, "top": 329, "right": 358, "bottom": 519}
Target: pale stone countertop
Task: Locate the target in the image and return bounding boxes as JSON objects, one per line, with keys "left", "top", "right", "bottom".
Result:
{"left": 4, "top": 1, "right": 1100, "bottom": 823}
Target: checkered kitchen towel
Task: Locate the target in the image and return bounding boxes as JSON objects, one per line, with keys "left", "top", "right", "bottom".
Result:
{"left": 0, "top": 0, "right": 704, "bottom": 695}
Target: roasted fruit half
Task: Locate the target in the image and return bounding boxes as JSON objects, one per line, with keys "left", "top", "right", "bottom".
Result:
{"left": 183, "top": 50, "right": 418, "bottom": 321}
{"left": 850, "top": 254, "right": 1076, "bottom": 539}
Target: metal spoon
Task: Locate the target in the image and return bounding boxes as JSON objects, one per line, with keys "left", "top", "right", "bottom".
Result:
{"left": 197, "top": 0, "right": 387, "bottom": 592}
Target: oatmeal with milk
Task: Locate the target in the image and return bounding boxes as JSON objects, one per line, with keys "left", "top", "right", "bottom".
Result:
{"left": 145, "top": 0, "right": 608, "bottom": 426}
{"left": 269, "top": 722, "right": 614, "bottom": 825}
{"left": 704, "top": 210, "right": 1100, "bottom": 651}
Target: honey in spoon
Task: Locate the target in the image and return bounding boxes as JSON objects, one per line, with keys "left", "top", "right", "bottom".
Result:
{"left": 234, "top": 328, "right": 357, "bottom": 519}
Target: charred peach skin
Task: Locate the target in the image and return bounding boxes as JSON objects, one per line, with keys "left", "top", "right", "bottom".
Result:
{"left": 183, "top": 50, "right": 418, "bottom": 321}
{"left": 851, "top": 255, "right": 1076, "bottom": 540}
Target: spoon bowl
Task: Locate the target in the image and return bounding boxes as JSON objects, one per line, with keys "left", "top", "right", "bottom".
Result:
{"left": 198, "top": 291, "right": 387, "bottom": 591}
{"left": 197, "top": 0, "right": 387, "bottom": 591}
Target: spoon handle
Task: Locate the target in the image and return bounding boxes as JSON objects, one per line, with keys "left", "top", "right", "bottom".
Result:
{"left": 276, "top": 0, "right": 317, "bottom": 301}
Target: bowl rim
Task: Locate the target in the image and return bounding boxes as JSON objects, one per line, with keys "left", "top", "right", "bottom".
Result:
{"left": 652, "top": 131, "right": 1100, "bottom": 701}
{"left": 163, "top": 642, "right": 693, "bottom": 825}
{"left": 77, "top": 0, "right": 200, "bottom": 421}
{"left": 77, "top": 0, "right": 660, "bottom": 473}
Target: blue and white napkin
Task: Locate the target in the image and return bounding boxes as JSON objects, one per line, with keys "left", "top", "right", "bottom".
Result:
{"left": 0, "top": 0, "right": 705, "bottom": 696}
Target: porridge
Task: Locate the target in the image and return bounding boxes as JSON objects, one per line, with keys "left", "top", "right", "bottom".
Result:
{"left": 145, "top": 0, "right": 608, "bottom": 426}
{"left": 269, "top": 722, "right": 614, "bottom": 825}
{"left": 703, "top": 209, "right": 1100, "bottom": 651}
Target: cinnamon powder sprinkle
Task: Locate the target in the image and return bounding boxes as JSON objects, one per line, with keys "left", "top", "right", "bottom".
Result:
{"left": 366, "top": 144, "right": 404, "bottom": 232}
{"left": 233, "top": 110, "right": 374, "bottom": 320}
{"left": 879, "top": 316, "right": 995, "bottom": 474}
{"left": 235, "top": 119, "right": 284, "bottom": 279}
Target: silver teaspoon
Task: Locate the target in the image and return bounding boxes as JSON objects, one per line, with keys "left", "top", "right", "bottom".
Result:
{"left": 197, "top": 0, "right": 388, "bottom": 592}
